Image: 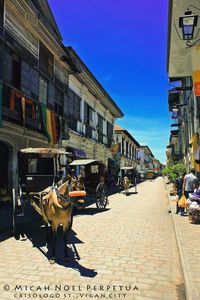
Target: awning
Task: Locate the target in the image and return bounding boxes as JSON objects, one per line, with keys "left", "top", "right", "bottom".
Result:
{"left": 66, "top": 146, "right": 87, "bottom": 159}
{"left": 20, "top": 148, "right": 68, "bottom": 155}
{"left": 121, "top": 167, "right": 135, "bottom": 170}
{"left": 69, "top": 159, "right": 98, "bottom": 166}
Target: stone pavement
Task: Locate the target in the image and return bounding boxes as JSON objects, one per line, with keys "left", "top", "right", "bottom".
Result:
{"left": 166, "top": 179, "right": 200, "bottom": 300}
{"left": 0, "top": 177, "right": 185, "bottom": 300}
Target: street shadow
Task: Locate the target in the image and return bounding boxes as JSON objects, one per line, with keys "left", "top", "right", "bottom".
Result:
{"left": 0, "top": 231, "right": 13, "bottom": 242}
{"left": 124, "top": 192, "right": 138, "bottom": 196}
{"left": 120, "top": 191, "right": 138, "bottom": 196}
{"left": 74, "top": 207, "right": 110, "bottom": 217}
{"left": 15, "top": 220, "right": 97, "bottom": 277}
{"left": 56, "top": 257, "right": 97, "bottom": 278}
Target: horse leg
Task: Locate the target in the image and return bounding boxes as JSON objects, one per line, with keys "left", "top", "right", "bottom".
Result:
{"left": 45, "top": 222, "right": 53, "bottom": 246}
{"left": 49, "top": 224, "right": 57, "bottom": 264}
{"left": 63, "top": 224, "right": 69, "bottom": 260}
{"left": 45, "top": 222, "right": 50, "bottom": 246}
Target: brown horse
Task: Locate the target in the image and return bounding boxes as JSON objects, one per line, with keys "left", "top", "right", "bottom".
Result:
{"left": 31, "top": 177, "right": 85, "bottom": 264}
{"left": 123, "top": 176, "right": 130, "bottom": 195}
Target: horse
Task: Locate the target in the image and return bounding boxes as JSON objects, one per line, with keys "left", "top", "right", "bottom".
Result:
{"left": 31, "top": 176, "right": 85, "bottom": 264}
{"left": 123, "top": 176, "right": 130, "bottom": 195}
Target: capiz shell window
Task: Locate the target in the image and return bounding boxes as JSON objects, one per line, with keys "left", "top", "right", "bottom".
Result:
{"left": 39, "top": 76, "right": 48, "bottom": 105}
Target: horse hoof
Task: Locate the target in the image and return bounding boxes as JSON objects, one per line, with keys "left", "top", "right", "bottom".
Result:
{"left": 49, "top": 258, "right": 55, "bottom": 264}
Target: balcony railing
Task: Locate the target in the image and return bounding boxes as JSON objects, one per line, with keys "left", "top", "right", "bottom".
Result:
{"left": 1, "top": 83, "right": 64, "bottom": 143}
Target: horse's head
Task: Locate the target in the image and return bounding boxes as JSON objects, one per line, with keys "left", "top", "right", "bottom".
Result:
{"left": 70, "top": 176, "right": 85, "bottom": 191}
{"left": 58, "top": 175, "right": 84, "bottom": 196}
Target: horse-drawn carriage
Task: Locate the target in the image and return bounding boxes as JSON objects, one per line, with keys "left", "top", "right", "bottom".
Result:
{"left": 12, "top": 148, "right": 70, "bottom": 234}
{"left": 119, "top": 166, "right": 138, "bottom": 193}
{"left": 12, "top": 149, "right": 108, "bottom": 236}
{"left": 68, "top": 159, "right": 109, "bottom": 211}
{"left": 146, "top": 170, "right": 156, "bottom": 180}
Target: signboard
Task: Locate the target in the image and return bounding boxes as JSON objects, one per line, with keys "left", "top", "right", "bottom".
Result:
{"left": 192, "top": 45, "right": 200, "bottom": 96}
{"left": 4, "top": 5, "right": 39, "bottom": 58}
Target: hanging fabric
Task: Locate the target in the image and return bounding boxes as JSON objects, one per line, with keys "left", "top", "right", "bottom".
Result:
{"left": 40, "top": 104, "right": 51, "bottom": 143}
{"left": 51, "top": 111, "right": 57, "bottom": 144}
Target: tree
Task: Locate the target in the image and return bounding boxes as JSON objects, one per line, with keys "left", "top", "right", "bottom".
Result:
{"left": 162, "top": 162, "right": 186, "bottom": 183}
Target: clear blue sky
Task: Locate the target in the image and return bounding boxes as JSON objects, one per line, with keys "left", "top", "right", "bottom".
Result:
{"left": 48, "top": 0, "right": 170, "bottom": 164}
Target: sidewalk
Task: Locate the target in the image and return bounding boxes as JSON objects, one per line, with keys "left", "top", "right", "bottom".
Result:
{"left": 165, "top": 178, "right": 200, "bottom": 300}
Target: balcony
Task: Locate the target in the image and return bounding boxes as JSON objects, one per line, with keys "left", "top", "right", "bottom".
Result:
{"left": 2, "top": 99, "right": 41, "bottom": 131}
{"left": 1, "top": 84, "right": 64, "bottom": 143}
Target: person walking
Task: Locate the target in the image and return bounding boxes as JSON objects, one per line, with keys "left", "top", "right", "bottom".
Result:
{"left": 182, "top": 168, "right": 198, "bottom": 215}
{"left": 175, "top": 173, "right": 186, "bottom": 214}
{"left": 182, "top": 168, "right": 198, "bottom": 199}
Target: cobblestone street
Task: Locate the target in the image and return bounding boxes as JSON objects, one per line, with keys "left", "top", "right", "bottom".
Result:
{"left": 0, "top": 177, "right": 185, "bottom": 300}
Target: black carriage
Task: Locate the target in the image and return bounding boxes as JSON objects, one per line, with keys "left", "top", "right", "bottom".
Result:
{"left": 12, "top": 147, "right": 68, "bottom": 235}
{"left": 119, "top": 166, "right": 138, "bottom": 193}
{"left": 68, "top": 159, "right": 108, "bottom": 211}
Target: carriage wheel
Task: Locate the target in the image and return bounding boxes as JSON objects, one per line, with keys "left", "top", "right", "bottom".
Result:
{"left": 96, "top": 183, "right": 108, "bottom": 211}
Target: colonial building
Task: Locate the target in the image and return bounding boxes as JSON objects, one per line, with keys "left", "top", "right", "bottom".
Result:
{"left": 138, "top": 145, "right": 155, "bottom": 173}
{"left": 0, "top": 0, "right": 123, "bottom": 196}
{"left": 114, "top": 125, "right": 140, "bottom": 169}
{"left": 167, "top": 0, "right": 200, "bottom": 174}
{"left": 62, "top": 47, "right": 123, "bottom": 165}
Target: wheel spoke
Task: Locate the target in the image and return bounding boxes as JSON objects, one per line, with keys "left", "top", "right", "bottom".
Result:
{"left": 96, "top": 183, "right": 108, "bottom": 210}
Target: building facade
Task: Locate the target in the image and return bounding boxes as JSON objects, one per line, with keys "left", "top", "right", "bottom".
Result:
{"left": 114, "top": 125, "right": 140, "bottom": 170}
{"left": 138, "top": 146, "right": 155, "bottom": 174}
{"left": 0, "top": 0, "right": 123, "bottom": 196}
{"left": 62, "top": 47, "right": 123, "bottom": 165}
{"left": 167, "top": 0, "right": 200, "bottom": 174}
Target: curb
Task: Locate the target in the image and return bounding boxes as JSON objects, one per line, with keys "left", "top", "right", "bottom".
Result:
{"left": 164, "top": 178, "right": 194, "bottom": 300}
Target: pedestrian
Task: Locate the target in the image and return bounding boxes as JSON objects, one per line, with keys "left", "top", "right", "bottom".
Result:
{"left": 175, "top": 173, "right": 186, "bottom": 215}
{"left": 182, "top": 168, "right": 198, "bottom": 215}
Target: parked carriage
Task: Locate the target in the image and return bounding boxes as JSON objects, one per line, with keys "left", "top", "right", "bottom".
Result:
{"left": 119, "top": 166, "right": 138, "bottom": 193}
{"left": 12, "top": 147, "right": 71, "bottom": 235}
{"left": 68, "top": 159, "right": 109, "bottom": 211}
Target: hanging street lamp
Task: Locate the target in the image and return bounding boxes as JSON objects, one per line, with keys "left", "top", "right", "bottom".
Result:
{"left": 171, "top": 107, "right": 179, "bottom": 119}
{"left": 179, "top": 10, "right": 198, "bottom": 41}
{"left": 174, "top": 5, "right": 200, "bottom": 47}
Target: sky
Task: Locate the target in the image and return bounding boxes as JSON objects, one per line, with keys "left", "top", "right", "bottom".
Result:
{"left": 48, "top": 0, "right": 171, "bottom": 164}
